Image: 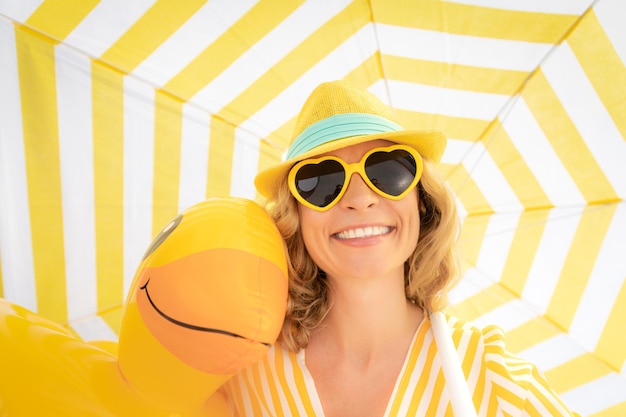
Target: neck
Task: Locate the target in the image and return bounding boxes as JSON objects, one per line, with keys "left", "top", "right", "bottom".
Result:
{"left": 314, "top": 271, "right": 423, "bottom": 358}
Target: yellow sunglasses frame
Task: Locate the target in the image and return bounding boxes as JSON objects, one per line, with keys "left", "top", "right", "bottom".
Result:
{"left": 287, "top": 144, "right": 423, "bottom": 211}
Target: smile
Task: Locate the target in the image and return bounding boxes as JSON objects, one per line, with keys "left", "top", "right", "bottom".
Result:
{"left": 140, "top": 279, "right": 269, "bottom": 346}
{"left": 334, "top": 225, "right": 392, "bottom": 240}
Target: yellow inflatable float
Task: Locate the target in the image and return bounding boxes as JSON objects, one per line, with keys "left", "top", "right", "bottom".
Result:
{"left": 0, "top": 197, "right": 288, "bottom": 417}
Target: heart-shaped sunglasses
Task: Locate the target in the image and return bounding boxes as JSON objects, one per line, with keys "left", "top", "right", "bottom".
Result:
{"left": 288, "top": 144, "right": 423, "bottom": 211}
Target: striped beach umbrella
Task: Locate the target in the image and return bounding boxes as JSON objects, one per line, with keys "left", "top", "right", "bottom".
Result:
{"left": 0, "top": 1, "right": 624, "bottom": 415}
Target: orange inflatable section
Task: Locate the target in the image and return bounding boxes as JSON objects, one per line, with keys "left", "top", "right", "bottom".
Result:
{"left": 0, "top": 197, "right": 288, "bottom": 417}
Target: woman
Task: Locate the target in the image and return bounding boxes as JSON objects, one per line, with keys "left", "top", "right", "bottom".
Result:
{"left": 222, "top": 81, "right": 577, "bottom": 417}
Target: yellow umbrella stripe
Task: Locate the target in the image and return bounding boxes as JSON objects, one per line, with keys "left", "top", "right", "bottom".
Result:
{"left": 548, "top": 353, "right": 615, "bottom": 394}
{"left": 604, "top": 403, "right": 626, "bottom": 417}
{"left": 16, "top": 25, "right": 67, "bottom": 323}
{"left": 544, "top": 206, "right": 615, "bottom": 330}
{"left": 455, "top": 150, "right": 518, "bottom": 215}
{"left": 125, "top": 0, "right": 259, "bottom": 87}
{"left": 60, "top": 47, "right": 119, "bottom": 328}
{"left": 377, "top": 24, "right": 555, "bottom": 75}
{"left": 538, "top": 29, "right": 625, "bottom": 203}
{"left": 456, "top": 214, "right": 491, "bottom": 271}
{"left": 207, "top": 115, "right": 237, "bottom": 197}
{"left": 100, "top": 0, "right": 207, "bottom": 73}
{"left": 447, "top": 281, "right": 519, "bottom": 322}
{"left": 569, "top": 9, "right": 626, "bottom": 141}
{"left": 164, "top": 0, "right": 305, "bottom": 101}
{"left": 595, "top": 279, "right": 626, "bottom": 371}
{"left": 119, "top": 76, "right": 170, "bottom": 295}
{"left": 466, "top": 208, "right": 620, "bottom": 334}
{"left": 1, "top": 17, "right": 36, "bottom": 310}
{"left": 382, "top": 55, "right": 529, "bottom": 95}
{"left": 257, "top": 114, "right": 294, "bottom": 176}
{"left": 445, "top": 164, "right": 493, "bottom": 216}
{"left": 92, "top": 61, "right": 125, "bottom": 327}
{"left": 176, "top": 104, "right": 211, "bottom": 208}
{"left": 372, "top": 0, "right": 581, "bottom": 42}
{"left": 340, "top": 55, "right": 384, "bottom": 97}
{"left": 523, "top": 71, "right": 618, "bottom": 204}
{"left": 453, "top": 212, "right": 530, "bottom": 317}
{"left": 481, "top": 121, "right": 553, "bottom": 210}
{"left": 215, "top": 0, "right": 373, "bottom": 127}
{"left": 396, "top": 109, "right": 490, "bottom": 144}
{"left": 449, "top": 208, "right": 624, "bottom": 406}
{"left": 382, "top": 82, "right": 513, "bottom": 141}
{"left": 24, "top": 0, "right": 99, "bottom": 42}
{"left": 152, "top": 90, "right": 183, "bottom": 236}
{"left": 503, "top": 316, "right": 562, "bottom": 353}
{"left": 498, "top": 210, "right": 551, "bottom": 297}
{"left": 566, "top": 204, "right": 626, "bottom": 367}
{"left": 552, "top": 364, "right": 625, "bottom": 415}
{"left": 500, "top": 102, "right": 586, "bottom": 208}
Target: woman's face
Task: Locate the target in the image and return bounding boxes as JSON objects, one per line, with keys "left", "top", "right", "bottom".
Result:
{"left": 297, "top": 139, "right": 421, "bottom": 283}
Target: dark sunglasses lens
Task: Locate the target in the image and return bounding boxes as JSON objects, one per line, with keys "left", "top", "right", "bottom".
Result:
{"left": 364, "top": 150, "right": 417, "bottom": 196}
{"left": 294, "top": 160, "right": 345, "bottom": 207}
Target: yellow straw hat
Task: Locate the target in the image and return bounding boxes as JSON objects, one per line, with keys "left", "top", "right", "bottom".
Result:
{"left": 254, "top": 80, "right": 447, "bottom": 198}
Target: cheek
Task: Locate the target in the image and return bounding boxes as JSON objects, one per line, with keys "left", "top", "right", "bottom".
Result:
{"left": 412, "top": 202, "right": 421, "bottom": 237}
{"left": 297, "top": 205, "right": 315, "bottom": 246}
{"left": 297, "top": 206, "right": 326, "bottom": 263}
{"left": 410, "top": 216, "right": 421, "bottom": 249}
{"left": 402, "top": 193, "right": 421, "bottom": 248}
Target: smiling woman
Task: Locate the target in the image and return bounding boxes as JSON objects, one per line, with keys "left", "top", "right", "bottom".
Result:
{"left": 220, "top": 81, "right": 579, "bottom": 417}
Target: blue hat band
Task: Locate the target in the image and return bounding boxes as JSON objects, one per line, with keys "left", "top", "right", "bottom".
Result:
{"left": 286, "top": 113, "right": 403, "bottom": 160}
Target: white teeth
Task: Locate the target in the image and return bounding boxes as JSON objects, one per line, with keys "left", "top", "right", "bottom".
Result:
{"left": 335, "top": 226, "right": 391, "bottom": 240}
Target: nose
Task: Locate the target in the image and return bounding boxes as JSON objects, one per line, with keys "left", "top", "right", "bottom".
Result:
{"left": 338, "top": 173, "right": 379, "bottom": 210}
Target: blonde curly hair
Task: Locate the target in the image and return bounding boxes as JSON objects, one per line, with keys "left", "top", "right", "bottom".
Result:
{"left": 265, "top": 159, "right": 461, "bottom": 352}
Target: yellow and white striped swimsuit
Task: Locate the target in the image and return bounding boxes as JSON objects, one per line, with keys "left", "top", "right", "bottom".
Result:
{"left": 222, "top": 315, "right": 578, "bottom": 416}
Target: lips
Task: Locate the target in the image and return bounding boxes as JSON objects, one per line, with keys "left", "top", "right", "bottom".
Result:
{"left": 334, "top": 225, "right": 392, "bottom": 240}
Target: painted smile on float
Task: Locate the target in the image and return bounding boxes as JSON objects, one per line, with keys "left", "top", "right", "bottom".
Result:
{"left": 140, "top": 278, "right": 268, "bottom": 345}
{"left": 136, "top": 213, "right": 271, "bottom": 350}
